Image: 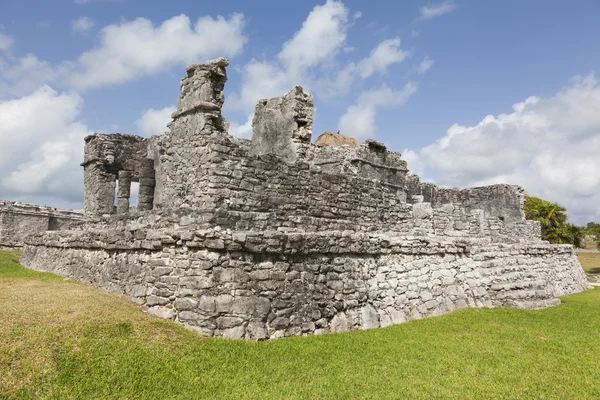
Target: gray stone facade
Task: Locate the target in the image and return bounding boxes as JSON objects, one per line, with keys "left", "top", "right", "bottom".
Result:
{"left": 21, "top": 57, "right": 591, "bottom": 339}
{"left": 0, "top": 200, "right": 82, "bottom": 248}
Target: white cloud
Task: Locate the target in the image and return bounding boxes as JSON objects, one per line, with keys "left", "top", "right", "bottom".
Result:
{"left": 417, "top": 56, "right": 434, "bottom": 73}
{"left": 356, "top": 38, "right": 409, "bottom": 79}
{"left": 228, "top": 114, "right": 254, "bottom": 139}
{"left": 0, "top": 54, "right": 71, "bottom": 98}
{"left": 278, "top": 0, "right": 349, "bottom": 75}
{"left": 228, "top": 1, "right": 409, "bottom": 132}
{"left": 338, "top": 82, "right": 417, "bottom": 139}
{"left": 0, "top": 13, "right": 247, "bottom": 96}
{"left": 135, "top": 106, "right": 175, "bottom": 137}
{"left": 0, "top": 33, "right": 13, "bottom": 51}
{"left": 72, "top": 17, "right": 95, "bottom": 34}
{"left": 411, "top": 73, "right": 600, "bottom": 223}
{"left": 230, "top": 0, "right": 355, "bottom": 111}
{"left": 402, "top": 148, "right": 425, "bottom": 176}
{"left": 0, "top": 86, "right": 91, "bottom": 206}
{"left": 420, "top": 1, "right": 456, "bottom": 20}
{"left": 68, "top": 13, "right": 246, "bottom": 91}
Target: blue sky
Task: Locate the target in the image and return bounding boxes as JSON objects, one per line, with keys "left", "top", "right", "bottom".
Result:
{"left": 0, "top": 0, "right": 599, "bottom": 223}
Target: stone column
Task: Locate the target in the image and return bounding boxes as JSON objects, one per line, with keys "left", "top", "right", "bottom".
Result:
{"left": 83, "top": 163, "right": 116, "bottom": 215}
{"left": 251, "top": 86, "right": 314, "bottom": 163}
{"left": 138, "top": 159, "right": 155, "bottom": 211}
{"left": 117, "top": 170, "right": 133, "bottom": 214}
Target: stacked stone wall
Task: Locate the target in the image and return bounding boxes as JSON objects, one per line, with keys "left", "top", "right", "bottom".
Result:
{"left": 22, "top": 229, "right": 589, "bottom": 339}
{"left": 0, "top": 200, "right": 82, "bottom": 248}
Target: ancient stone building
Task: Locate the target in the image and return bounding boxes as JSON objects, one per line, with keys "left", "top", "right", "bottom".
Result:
{"left": 0, "top": 201, "right": 82, "bottom": 249}
{"left": 21, "top": 58, "right": 590, "bottom": 340}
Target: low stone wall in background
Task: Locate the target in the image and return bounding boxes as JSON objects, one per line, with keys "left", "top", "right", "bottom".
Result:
{"left": 0, "top": 200, "right": 83, "bottom": 248}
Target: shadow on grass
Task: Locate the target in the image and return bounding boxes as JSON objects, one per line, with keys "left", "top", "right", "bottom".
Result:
{"left": 589, "top": 268, "right": 600, "bottom": 274}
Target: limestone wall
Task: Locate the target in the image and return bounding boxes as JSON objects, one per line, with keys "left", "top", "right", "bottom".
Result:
{"left": 22, "top": 229, "right": 589, "bottom": 339}
{"left": 82, "top": 133, "right": 156, "bottom": 215}
{"left": 0, "top": 200, "right": 82, "bottom": 248}
{"left": 405, "top": 175, "right": 526, "bottom": 222}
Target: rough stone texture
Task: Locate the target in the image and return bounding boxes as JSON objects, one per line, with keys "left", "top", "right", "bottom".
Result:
{"left": 0, "top": 200, "right": 82, "bottom": 248}
{"left": 314, "top": 131, "right": 360, "bottom": 147}
{"left": 22, "top": 230, "right": 589, "bottom": 339}
{"left": 21, "top": 57, "right": 591, "bottom": 340}
{"left": 251, "top": 86, "right": 314, "bottom": 162}
{"left": 172, "top": 57, "right": 229, "bottom": 119}
{"left": 82, "top": 133, "right": 156, "bottom": 215}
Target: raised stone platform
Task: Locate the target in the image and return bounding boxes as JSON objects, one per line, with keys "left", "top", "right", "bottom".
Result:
{"left": 22, "top": 228, "right": 588, "bottom": 339}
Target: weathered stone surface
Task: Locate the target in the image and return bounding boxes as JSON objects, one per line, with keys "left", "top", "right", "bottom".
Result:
{"left": 0, "top": 200, "right": 82, "bottom": 248}
{"left": 19, "top": 57, "right": 591, "bottom": 341}
{"left": 251, "top": 86, "right": 314, "bottom": 162}
{"left": 314, "top": 131, "right": 360, "bottom": 147}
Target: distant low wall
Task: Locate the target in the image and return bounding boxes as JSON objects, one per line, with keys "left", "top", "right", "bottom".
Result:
{"left": 0, "top": 200, "right": 83, "bottom": 248}
{"left": 22, "top": 228, "right": 590, "bottom": 340}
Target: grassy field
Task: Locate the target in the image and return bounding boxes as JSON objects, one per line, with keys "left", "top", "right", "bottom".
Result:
{"left": 581, "top": 240, "right": 599, "bottom": 250}
{"left": 576, "top": 251, "right": 600, "bottom": 276}
{"left": 1, "top": 250, "right": 599, "bottom": 399}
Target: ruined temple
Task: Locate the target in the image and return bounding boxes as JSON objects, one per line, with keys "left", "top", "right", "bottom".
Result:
{"left": 21, "top": 58, "right": 590, "bottom": 339}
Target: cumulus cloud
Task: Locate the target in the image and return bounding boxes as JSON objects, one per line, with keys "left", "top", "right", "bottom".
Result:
{"left": 417, "top": 56, "right": 434, "bottom": 73}
{"left": 68, "top": 13, "right": 246, "bottom": 90}
{"left": 0, "top": 54, "right": 72, "bottom": 98}
{"left": 401, "top": 148, "right": 426, "bottom": 176}
{"left": 338, "top": 82, "right": 417, "bottom": 139}
{"left": 135, "top": 106, "right": 175, "bottom": 137}
{"left": 71, "top": 17, "right": 95, "bottom": 34}
{"left": 0, "top": 33, "right": 13, "bottom": 51}
{"left": 409, "top": 74, "right": 600, "bottom": 223}
{"left": 228, "top": 1, "right": 410, "bottom": 137}
{"left": 228, "top": 115, "right": 254, "bottom": 139}
{"left": 0, "top": 13, "right": 247, "bottom": 96}
{"left": 0, "top": 86, "right": 91, "bottom": 206}
{"left": 229, "top": 0, "right": 357, "bottom": 112}
{"left": 420, "top": 1, "right": 456, "bottom": 20}
{"left": 278, "top": 0, "right": 350, "bottom": 75}
{"left": 319, "top": 38, "right": 410, "bottom": 98}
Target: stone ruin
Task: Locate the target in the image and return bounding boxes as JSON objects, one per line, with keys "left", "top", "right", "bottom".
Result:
{"left": 0, "top": 200, "right": 82, "bottom": 249}
{"left": 21, "top": 58, "right": 590, "bottom": 339}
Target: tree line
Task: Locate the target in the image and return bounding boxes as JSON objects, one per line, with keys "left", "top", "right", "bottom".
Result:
{"left": 524, "top": 196, "right": 599, "bottom": 249}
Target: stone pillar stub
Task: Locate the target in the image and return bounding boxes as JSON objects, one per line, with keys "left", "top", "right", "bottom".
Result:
{"left": 138, "top": 159, "right": 155, "bottom": 211}
{"left": 83, "top": 163, "right": 116, "bottom": 215}
{"left": 117, "top": 170, "right": 133, "bottom": 214}
{"left": 251, "top": 86, "right": 314, "bottom": 163}
{"left": 171, "top": 57, "right": 229, "bottom": 120}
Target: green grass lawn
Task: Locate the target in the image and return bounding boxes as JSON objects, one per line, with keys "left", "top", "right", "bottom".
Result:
{"left": 1, "top": 250, "right": 599, "bottom": 399}
{"left": 577, "top": 251, "right": 600, "bottom": 276}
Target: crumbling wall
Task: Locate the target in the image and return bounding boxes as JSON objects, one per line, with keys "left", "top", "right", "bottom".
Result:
{"left": 0, "top": 201, "right": 82, "bottom": 248}
{"left": 82, "top": 134, "right": 156, "bottom": 215}
{"left": 251, "top": 86, "right": 314, "bottom": 162}
{"left": 22, "top": 229, "right": 589, "bottom": 339}
{"left": 154, "top": 58, "right": 230, "bottom": 211}
{"left": 405, "top": 175, "right": 526, "bottom": 222}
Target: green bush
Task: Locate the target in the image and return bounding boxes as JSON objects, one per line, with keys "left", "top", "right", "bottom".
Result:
{"left": 524, "top": 196, "right": 586, "bottom": 247}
